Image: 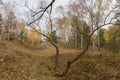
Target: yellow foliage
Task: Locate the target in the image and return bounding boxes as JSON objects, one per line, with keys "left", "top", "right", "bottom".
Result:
{"left": 16, "top": 21, "right": 26, "bottom": 31}
{"left": 27, "top": 28, "right": 42, "bottom": 43}
{"left": 57, "top": 17, "right": 69, "bottom": 29}
{"left": 104, "top": 32, "right": 109, "bottom": 41}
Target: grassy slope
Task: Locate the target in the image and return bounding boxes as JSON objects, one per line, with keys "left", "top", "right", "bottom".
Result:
{"left": 0, "top": 41, "right": 120, "bottom": 80}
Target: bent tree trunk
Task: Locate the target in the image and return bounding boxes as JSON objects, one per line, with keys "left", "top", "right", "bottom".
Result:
{"left": 49, "top": 38, "right": 59, "bottom": 71}
{"left": 54, "top": 37, "right": 91, "bottom": 77}
{"left": 54, "top": 27, "right": 97, "bottom": 77}
{"left": 30, "top": 27, "right": 60, "bottom": 72}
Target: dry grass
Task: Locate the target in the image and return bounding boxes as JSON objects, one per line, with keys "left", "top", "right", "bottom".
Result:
{"left": 0, "top": 41, "right": 120, "bottom": 80}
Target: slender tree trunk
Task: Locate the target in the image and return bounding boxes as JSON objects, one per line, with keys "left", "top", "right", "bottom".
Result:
{"left": 75, "top": 26, "right": 77, "bottom": 48}
{"left": 92, "top": 40, "right": 95, "bottom": 49}
{"left": 97, "top": 30, "right": 100, "bottom": 50}
{"left": 81, "top": 31, "right": 83, "bottom": 49}
{"left": 81, "top": 0, "right": 84, "bottom": 49}
{"left": 49, "top": 38, "right": 59, "bottom": 71}
{"left": 54, "top": 45, "right": 59, "bottom": 71}
{"left": 0, "top": 30, "right": 3, "bottom": 40}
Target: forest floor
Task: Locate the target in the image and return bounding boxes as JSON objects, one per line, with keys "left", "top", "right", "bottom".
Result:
{"left": 0, "top": 41, "right": 120, "bottom": 80}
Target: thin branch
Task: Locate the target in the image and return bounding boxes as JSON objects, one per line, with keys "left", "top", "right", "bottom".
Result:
{"left": 31, "top": 26, "right": 50, "bottom": 40}
{"left": 53, "top": 10, "right": 120, "bottom": 77}
{"left": 104, "top": 6, "right": 119, "bottom": 24}
{"left": 27, "top": 0, "right": 55, "bottom": 26}
{"left": 25, "top": 0, "right": 36, "bottom": 13}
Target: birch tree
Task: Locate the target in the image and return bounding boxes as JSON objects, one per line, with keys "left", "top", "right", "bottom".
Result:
{"left": 25, "top": 0, "right": 120, "bottom": 77}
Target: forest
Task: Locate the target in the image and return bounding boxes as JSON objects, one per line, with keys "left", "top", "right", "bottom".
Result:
{"left": 0, "top": 0, "right": 120, "bottom": 80}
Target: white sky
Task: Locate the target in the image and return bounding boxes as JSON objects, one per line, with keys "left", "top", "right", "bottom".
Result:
{"left": 1, "top": 0, "right": 116, "bottom": 29}
{"left": 3, "top": 0, "right": 70, "bottom": 12}
{"left": 54, "top": 0, "right": 70, "bottom": 6}
{"left": 1, "top": 0, "right": 70, "bottom": 21}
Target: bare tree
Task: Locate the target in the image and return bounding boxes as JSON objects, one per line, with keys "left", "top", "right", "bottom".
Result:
{"left": 25, "top": 0, "right": 60, "bottom": 72}
{"left": 53, "top": 0, "right": 120, "bottom": 77}
{"left": 25, "top": 0, "right": 120, "bottom": 77}
{"left": 2, "top": 2, "right": 16, "bottom": 41}
{"left": 27, "top": 0, "right": 55, "bottom": 25}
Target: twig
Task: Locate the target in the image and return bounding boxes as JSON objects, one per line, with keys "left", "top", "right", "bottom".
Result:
{"left": 27, "top": 0, "right": 55, "bottom": 26}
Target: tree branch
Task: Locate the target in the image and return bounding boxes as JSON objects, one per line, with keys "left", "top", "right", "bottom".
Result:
{"left": 53, "top": 8, "right": 120, "bottom": 77}
{"left": 27, "top": 0, "right": 55, "bottom": 26}
{"left": 25, "top": 0, "right": 36, "bottom": 13}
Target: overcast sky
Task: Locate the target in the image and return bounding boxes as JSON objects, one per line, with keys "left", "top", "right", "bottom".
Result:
{"left": 1, "top": 0, "right": 116, "bottom": 26}
{"left": 1, "top": 0, "right": 70, "bottom": 29}
{"left": 2, "top": 0, "right": 70, "bottom": 16}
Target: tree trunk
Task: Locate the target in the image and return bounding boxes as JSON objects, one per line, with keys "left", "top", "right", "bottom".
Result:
{"left": 97, "top": 30, "right": 100, "bottom": 50}
{"left": 92, "top": 40, "right": 95, "bottom": 49}
{"left": 81, "top": 1, "right": 84, "bottom": 49}
{"left": 54, "top": 45, "right": 59, "bottom": 71}
{"left": 49, "top": 38, "right": 59, "bottom": 71}
{"left": 75, "top": 26, "right": 77, "bottom": 48}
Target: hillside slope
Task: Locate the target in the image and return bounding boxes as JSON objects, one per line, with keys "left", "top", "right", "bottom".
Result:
{"left": 0, "top": 41, "right": 57, "bottom": 80}
{"left": 0, "top": 41, "right": 120, "bottom": 80}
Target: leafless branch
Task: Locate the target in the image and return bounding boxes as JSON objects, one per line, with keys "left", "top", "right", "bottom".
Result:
{"left": 25, "top": 1, "right": 36, "bottom": 13}
{"left": 27, "top": 0, "right": 55, "bottom": 26}
{"left": 31, "top": 25, "right": 50, "bottom": 40}
{"left": 53, "top": 7, "right": 120, "bottom": 77}
{"left": 104, "top": 6, "right": 119, "bottom": 24}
